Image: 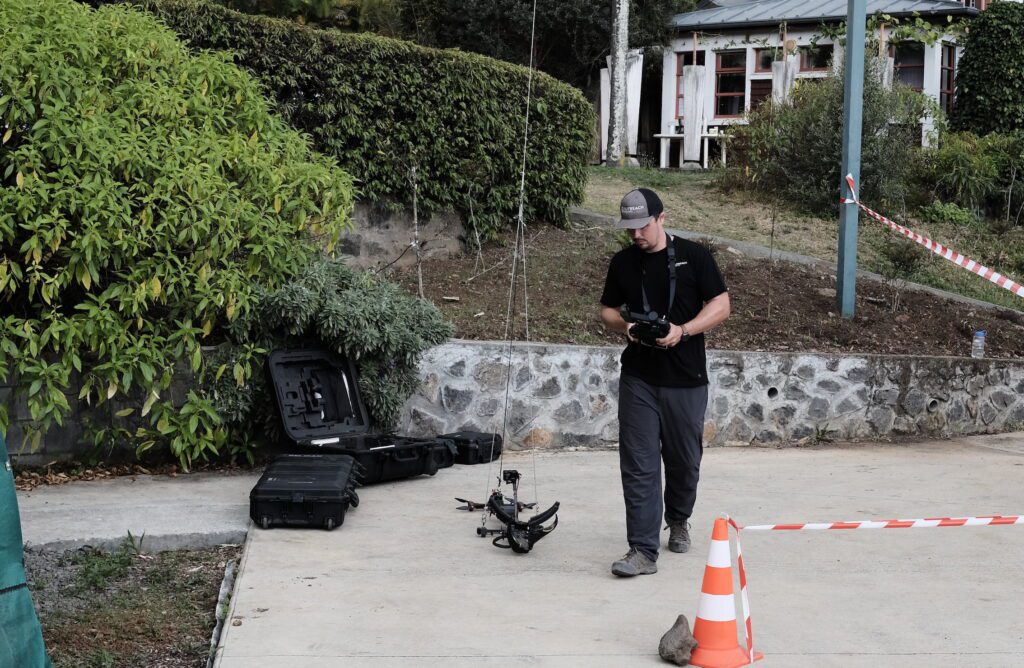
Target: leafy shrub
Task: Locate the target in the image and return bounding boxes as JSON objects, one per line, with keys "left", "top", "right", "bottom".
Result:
{"left": 209, "top": 257, "right": 452, "bottom": 446}
{"left": 0, "top": 0, "right": 355, "bottom": 462}
{"left": 96, "top": 0, "right": 595, "bottom": 240}
{"left": 921, "top": 131, "right": 1024, "bottom": 229}
{"left": 725, "top": 56, "right": 934, "bottom": 214}
{"left": 951, "top": 2, "right": 1024, "bottom": 135}
{"left": 918, "top": 200, "right": 978, "bottom": 228}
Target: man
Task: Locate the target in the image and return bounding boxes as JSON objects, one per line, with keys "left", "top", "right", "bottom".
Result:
{"left": 599, "top": 188, "right": 730, "bottom": 577}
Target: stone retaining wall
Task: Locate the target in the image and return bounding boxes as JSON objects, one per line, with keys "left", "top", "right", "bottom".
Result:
{"left": 337, "top": 202, "right": 463, "bottom": 269}
{"left": 8, "top": 341, "right": 1023, "bottom": 463}
{"left": 399, "top": 341, "right": 1024, "bottom": 449}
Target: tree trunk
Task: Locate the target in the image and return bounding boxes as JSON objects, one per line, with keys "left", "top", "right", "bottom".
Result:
{"left": 606, "top": 0, "right": 628, "bottom": 167}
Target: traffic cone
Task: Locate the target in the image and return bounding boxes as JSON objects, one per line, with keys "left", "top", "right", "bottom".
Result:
{"left": 689, "top": 518, "right": 763, "bottom": 668}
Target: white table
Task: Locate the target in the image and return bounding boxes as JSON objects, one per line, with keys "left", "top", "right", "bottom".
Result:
{"left": 654, "top": 131, "right": 729, "bottom": 169}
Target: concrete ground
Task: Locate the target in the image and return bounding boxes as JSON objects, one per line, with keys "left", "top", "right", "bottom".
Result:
{"left": 14, "top": 435, "right": 1024, "bottom": 666}
{"left": 209, "top": 435, "right": 1024, "bottom": 667}
{"left": 18, "top": 469, "right": 258, "bottom": 552}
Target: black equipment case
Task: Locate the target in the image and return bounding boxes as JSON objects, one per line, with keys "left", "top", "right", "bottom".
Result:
{"left": 250, "top": 454, "right": 360, "bottom": 530}
{"left": 440, "top": 432, "right": 503, "bottom": 465}
{"left": 267, "top": 349, "right": 456, "bottom": 484}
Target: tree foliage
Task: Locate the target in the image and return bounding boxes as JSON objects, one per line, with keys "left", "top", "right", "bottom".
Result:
{"left": 99, "top": 0, "right": 595, "bottom": 240}
{"left": 952, "top": 1, "right": 1024, "bottom": 135}
{"left": 0, "top": 0, "right": 355, "bottom": 464}
{"left": 397, "top": 0, "right": 696, "bottom": 89}
{"left": 726, "top": 57, "right": 935, "bottom": 214}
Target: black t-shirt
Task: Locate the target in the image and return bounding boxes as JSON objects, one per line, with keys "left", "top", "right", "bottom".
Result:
{"left": 600, "top": 235, "right": 727, "bottom": 388}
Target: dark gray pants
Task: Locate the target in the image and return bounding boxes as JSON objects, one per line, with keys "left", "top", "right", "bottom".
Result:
{"left": 618, "top": 374, "right": 708, "bottom": 561}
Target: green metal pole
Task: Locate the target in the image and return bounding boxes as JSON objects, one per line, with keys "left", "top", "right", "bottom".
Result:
{"left": 837, "top": 0, "right": 866, "bottom": 319}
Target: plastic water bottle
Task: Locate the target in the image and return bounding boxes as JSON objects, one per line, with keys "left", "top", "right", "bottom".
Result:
{"left": 971, "top": 330, "right": 986, "bottom": 359}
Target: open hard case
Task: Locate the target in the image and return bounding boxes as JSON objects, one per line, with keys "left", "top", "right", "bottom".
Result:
{"left": 266, "top": 349, "right": 456, "bottom": 484}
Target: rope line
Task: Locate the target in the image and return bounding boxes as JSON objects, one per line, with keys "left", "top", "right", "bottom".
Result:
{"left": 482, "top": 0, "right": 541, "bottom": 518}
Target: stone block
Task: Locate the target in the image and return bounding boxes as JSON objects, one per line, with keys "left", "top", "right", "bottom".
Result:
{"left": 771, "top": 404, "right": 796, "bottom": 425}
{"left": 745, "top": 403, "right": 764, "bottom": 421}
{"left": 441, "top": 386, "right": 473, "bottom": 414}
{"left": 476, "top": 398, "right": 499, "bottom": 418}
{"left": 901, "top": 389, "right": 927, "bottom": 417}
{"left": 783, "top": 384, "right": 808, "bottom": 401}
{"left": 589, "top": 394, "right": 611, "bottom": 417}
{"left": 703, "top": 421, "right": 717, "bottom": 443}
{"left": 980, "top": 402, "right": 998, "bottom": 425}
{"left": 410, "top": 407, "right": 446, "bottom": 435}
{"left": 600, "top": 420, "right": 620, "bottom": 442}
{"left": 419, "top": 372, "right": 440, "bottom": 403}
{"left": 845, "top": 364, "right": 871, "bottom": 382}
{"left": 554, "top": 400, "right": 584, "bottom": 423}
{"left": 446, "top": 361, "right": 466, "bottom": 378}
{"left": 817, "top": 379, "right": 841, "bottom": 392}
{"left": 522, "top": 428, "right": 553, "bottom": 448}
{"left": 808, "top": 397, "right": 830, "bottom": 420}
{"left": 872, "top": 389, "right": 900, "bottom": 407}
{"left": 795, "top": 364, "right": 817, "bottom": 380}
{"left": 567, "top": 375, "right": 579, "bottom": 392}
{"left": 713, "top": 396, "right": 730, "bottom": 417}
{"left": 533, "top": 377, "right": 561, "bottom": 399}
{"left": 990, "top": 390, "right": 1015, "bottom": 410}
{"left": 867, "top": 406, "right": 895, "bottom": 433}
{"left": 514, "top": 366, "right": 533, "bottom": 390}
{"left": 473, "top": 361, "right": 509, "bottom": 392}
{"left": 790, "top": 424, "right": 814, "bottom": 440}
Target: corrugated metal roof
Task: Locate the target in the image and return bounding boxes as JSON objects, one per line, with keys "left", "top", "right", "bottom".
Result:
{"left": 672, "top": 0, "right": 978, "bottom": 32}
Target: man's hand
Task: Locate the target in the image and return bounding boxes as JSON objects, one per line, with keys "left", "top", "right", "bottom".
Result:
{"left": 655, "top": 323, "right": 685, "bottom": 348}
{"left": 624, "top": 323, "right": 637, "bottom": 343}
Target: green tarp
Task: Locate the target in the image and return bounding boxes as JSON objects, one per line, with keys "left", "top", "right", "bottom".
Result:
{"left": 0, "top": 434, "right": 52, "bottom": 667}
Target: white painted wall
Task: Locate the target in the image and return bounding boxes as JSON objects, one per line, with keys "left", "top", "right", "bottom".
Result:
{"left": 659, "top": 25, "right": 963, "bottom": 145}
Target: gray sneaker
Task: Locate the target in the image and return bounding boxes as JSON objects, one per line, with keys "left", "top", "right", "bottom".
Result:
{"left": 667, "top": 521, "right": 691, "bottom": 553}
{"left": 611, "top": 548, "right": 657, "bottom": 577}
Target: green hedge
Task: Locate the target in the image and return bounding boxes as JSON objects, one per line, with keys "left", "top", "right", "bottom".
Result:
{"left": 952, "top": 2, "right": 1024, "bottom": 135}
{"left": 99, "top": 0, "right": 595, "bottom": 238}
{"left": 1, "top": 0, "right": 354, "bottom": 463}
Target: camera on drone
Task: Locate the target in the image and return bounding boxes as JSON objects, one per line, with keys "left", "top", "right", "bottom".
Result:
{"left": 622, "top": 308, "right": 671, "bottom": 347}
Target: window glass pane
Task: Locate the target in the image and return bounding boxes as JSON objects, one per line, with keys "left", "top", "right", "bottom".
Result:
{"left": 757, "top": 50, "right": 774, "bottom": 71}
{"left": 803, "top": 44, "right": 833, "bottom": 70}
{"left": 717, "top": 73, "right": 744, "bottom": 93}
{"left": 719, "top": 51, "right": 745, "bottom": 70}
{"left": 677, "top": 97, "right": 685, "bottom": 117}
{"left": 680, "top": 51, "right": 706, "bottom": 67}
{"left": 716, "top": 95, "right": 744, "bottom": 116}
{"left": 750, "top": 79, "right": 772, "bottom": 109}
{"left": 896, "top": 67, "right": 924, "bottom": 90}
{"left": 894, "top": 43, "right": 924, "bottom": 67}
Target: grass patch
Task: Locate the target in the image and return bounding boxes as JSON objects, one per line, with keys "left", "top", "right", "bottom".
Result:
{"left": 28, "top": 540, "right": 240, "bottom": 668}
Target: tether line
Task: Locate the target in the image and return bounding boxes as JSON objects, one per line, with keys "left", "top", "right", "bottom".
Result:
{"left": 483, "top": 0, "right": 541, "bottom": 517}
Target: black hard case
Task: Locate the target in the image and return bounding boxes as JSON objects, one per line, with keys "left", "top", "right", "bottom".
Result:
{"left": 440, "top": 432, "right": 503, "bottom": 465}
{"left": 249, "top": 454, "right": 360, "bottom": 530}
{"left": 266, "top": 349, "right": 456, "bottom": 484}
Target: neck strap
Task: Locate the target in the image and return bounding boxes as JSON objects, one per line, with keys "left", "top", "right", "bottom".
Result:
{"left": 640, "top": 234, "right": 676, "bottom": 316}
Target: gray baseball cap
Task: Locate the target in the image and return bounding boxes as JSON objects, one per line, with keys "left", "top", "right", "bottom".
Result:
{"left": 616, "top": 188, "right": 664, "bottom": 229}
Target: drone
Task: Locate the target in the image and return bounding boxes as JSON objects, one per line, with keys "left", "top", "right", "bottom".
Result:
{"left": 456, "top": 469, "right": 559, "bottom": 554}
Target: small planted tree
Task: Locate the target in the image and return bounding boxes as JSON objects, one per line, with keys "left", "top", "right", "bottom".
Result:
{"left": 0, "top": 0, "right": 355, "bottom": 464}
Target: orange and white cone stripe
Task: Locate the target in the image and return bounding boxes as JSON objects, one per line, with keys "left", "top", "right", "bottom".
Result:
{"left": 689, "top": 517, "right": 763, "bottom": 668}
{"left": 728, "top": 517, "right": 754, "bottom": 665}
{"left": 842, "top": 174, "right": 1024, "bottom": 300}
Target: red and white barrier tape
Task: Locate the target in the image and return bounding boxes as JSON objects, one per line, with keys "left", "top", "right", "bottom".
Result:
{"left": 726, "top": 516, "right": 755, "bottom": 664}
{"left": 740, "top": 514, "right": 1024, "bottom": 531}
{"left": 842, "top": 174, "right": 1024, "bottom": 299}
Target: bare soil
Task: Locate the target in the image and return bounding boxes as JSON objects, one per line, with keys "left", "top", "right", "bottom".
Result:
{"left": 393, "top": 222, "right": 1024, "bottom": 359}
{"left": 26, "top": 541, "right": 241, "bottom": 668}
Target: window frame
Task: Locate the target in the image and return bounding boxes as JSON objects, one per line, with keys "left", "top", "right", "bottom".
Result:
{"left": 800, "top": 43, "right": 834, "bottom": 72}
{"left": 754, "top": 48, "right": 779, "bottom": 73}
{"left": 940, "top": 43, "right": 956, "bottom": 115}
{"left": 714, "top": 50, "right": 747, "bottom": 119}
{"left": 891, "top": 41, "right": 925, "bottom": 92}
{"left": 675, "top": 50, "right": 706, "bottom": 121}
